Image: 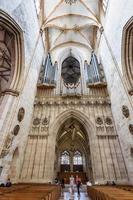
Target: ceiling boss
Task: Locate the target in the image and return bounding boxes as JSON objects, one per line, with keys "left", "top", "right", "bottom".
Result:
{"left": 65, "top": 0, "right": 77, "bottom": 5}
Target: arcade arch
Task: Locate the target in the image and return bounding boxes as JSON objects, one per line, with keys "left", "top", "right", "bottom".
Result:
{"left": 53, "top": 112, "right": 94, "bottom": 183}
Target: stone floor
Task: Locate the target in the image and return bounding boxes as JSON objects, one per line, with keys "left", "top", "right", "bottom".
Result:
{"left": 60, "top": 192, "right": 90, "bottom": 200}
{"left": 59, "top": 185, "right": 91, "bottom": 200}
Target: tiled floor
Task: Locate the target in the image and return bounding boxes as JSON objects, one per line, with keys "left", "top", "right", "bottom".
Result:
{"left": 59, "top": 185, "right": 91, "bottom": 200}
{"left": 60, "top": 192, "right": 90, "bottom": 200}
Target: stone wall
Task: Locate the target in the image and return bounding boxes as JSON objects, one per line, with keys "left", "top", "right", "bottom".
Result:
{"left": 0, "top": 0, "right": 132, "bottom": 185}
{"left": 0, "top": 0, "right": 45, "bottom": 182}
{"left": 20, "top": 88, "right": 128, "bottom": 184}
{"left": 99, "top": 0, "right": 133, "bottom": 184}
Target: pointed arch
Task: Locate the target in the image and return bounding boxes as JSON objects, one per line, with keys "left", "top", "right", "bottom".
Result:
{"left": 49, "top": 108, "right": 95, "bottom": 140}
{"left": 53, "top": 109, "right": 94, "bottom": 181}
{"left": 0, "top": 9, "right": 24, "bottom": 97}
{"left": 122, "top": 16, "right": 133, "bottom": 95}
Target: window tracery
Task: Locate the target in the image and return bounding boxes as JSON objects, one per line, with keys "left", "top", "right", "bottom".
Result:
{"left": 0, "top": 10, "right": 23, "bottom": 99}
{"left": 73, "top": 150, "right": 82, "bottom": 165}
{"left": 61, "top": 56, "right": 80, "bottom": 88}
{"left": 0, "top": 26, "right": 15, "bottom": 95}
{"left": 122, "top": 17, "right": 133, "bottom": 95}
{"left": 61, "top": 151, "right": 70, "bottom": 165}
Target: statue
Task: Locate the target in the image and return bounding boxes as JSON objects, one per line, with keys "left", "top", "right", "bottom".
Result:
{"left": 0, "top": 133, "right": 14, "bottom": 158}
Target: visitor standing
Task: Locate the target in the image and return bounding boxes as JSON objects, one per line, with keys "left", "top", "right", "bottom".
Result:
{"left": 75, "top": 175, "right": 81, "bottom": 196}
{"left": 69, "top": 175, "right": 75, "bottom": 195}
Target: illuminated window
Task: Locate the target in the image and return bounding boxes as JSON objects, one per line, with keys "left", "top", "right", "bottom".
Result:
{"left": 61, "top": 151, "right": 70, "bottom": 165}
{"left": 73, "top": 151, "right": 82, "bottom": 165}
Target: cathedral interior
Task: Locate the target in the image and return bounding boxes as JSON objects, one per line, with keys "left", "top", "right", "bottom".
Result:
{"left": 0, "top": 0, "right": 133, "bottom": 199}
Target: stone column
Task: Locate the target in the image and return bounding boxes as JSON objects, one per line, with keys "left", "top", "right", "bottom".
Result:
{"left": 70, "top": 152, "right": 73, "bottom": 172}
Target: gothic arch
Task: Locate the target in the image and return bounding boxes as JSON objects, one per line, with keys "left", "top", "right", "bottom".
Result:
{"left": 52, "top": 109, "right": 94, "bottom": 182}
{"left": 122, "top": 16, "right": 133, "bottom": 95}
{"left": 49, "top": 108, "right": 95, "bottom": 140}
{"left": 56, "top": 47, "right": 85, "bottom": 67}
{"left": 0, "top": 9, "right": 24, "bottom": 98}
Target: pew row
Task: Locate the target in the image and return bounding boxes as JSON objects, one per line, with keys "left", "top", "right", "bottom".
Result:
{"left": 116, "top": 186, "right": 133, "bottom": 193}
{"left": 0, "top": 184, "right": 61, "bottom": 200}
{"left": 87, "top": 186, "right": 133, "bottom": 200}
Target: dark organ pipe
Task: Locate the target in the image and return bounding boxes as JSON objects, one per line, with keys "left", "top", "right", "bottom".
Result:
{"left": 40, "top": 53, "right": 57, "bottom": 85}
{"left": 86, "top": 52, "right": 103, "bottom": 84}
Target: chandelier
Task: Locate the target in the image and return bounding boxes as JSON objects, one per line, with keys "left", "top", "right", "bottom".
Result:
{"left": 65, "top": 0, "right": 77, "bottom": 5}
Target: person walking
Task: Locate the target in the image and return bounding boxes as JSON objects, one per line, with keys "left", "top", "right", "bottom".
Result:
{"left": 75, "top": 175, "right": 81, "bottom": 196}
{"left": 69, "top": 175, "right": 75, "bottom": 195}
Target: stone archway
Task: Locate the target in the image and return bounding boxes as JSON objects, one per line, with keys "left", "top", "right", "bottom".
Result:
{"left": 43, "top": 109, "right": 96, "bottom": 183}
{"left": 122, "top": 16, "right": 133, "bottom": 95}
{"left": 55, "top": 117, "right": 93, "bottom": 183}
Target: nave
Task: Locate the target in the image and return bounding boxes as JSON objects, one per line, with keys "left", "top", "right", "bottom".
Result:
{"left": 60, "top": 192, "right": 90, "bottom": 200}
{"left": 0, "top": 183, "right": 133, "bottom": 200}
{"left": 59, "top": 185, "right": 90, "bottom": 200}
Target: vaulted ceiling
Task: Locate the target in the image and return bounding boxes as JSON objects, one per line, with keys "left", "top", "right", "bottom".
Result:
{"left": 41, "top": 0, "right": 103, "bottom": 62}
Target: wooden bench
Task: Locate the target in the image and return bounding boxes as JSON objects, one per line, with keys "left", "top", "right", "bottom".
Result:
{"left": 87, "top": 186, "right": 133, "bottom": 200}
{"left": 0, "top": 184, "right": 61, "bottom": 200}
{"left": 116, "top": 185, "right": 133, "bottom": 193}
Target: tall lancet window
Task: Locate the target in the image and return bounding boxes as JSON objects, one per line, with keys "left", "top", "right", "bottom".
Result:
{"left": 73, "top": 151, "right": 82, "bottom": 165}
{"left": 61, "top": 151, "right": 70, "bottom": 165}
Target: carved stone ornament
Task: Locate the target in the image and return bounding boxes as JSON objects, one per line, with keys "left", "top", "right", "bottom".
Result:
{"left": 13, "top": 125, "right": 20, "bottom": 136}
{"left": 18, "top": 107, "right": 25, "bottom": 122}
{"left": 96, "top": 117, "right": 103, "bottom": 125}
{"left": 0, "top": 133, "right": 14, "bottom": 158}
{"left": 129, "top": 124, "right": 133, "bottom": 135}
{"left": 105, "top": 117, "right": 112, "bottom": 125}
{"left": 122, "top": 105, "right": 130, "bottom": 118}
{"left": 33, "top": 118, "right": 41, "bottom": 126}
{"left": 42, "top": 117, "right": 49, "bottom": 126}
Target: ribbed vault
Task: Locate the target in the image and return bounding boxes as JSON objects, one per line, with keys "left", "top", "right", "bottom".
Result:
{"left": 39, "top": 0, "right": 104, "bottom": 61}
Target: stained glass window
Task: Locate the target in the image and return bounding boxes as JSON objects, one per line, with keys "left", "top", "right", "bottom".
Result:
{"left": 73, "top": 151, "right": 82, "bottom": 165}
{"left": 61, "top": 151, "right": 70, "bottom": 165}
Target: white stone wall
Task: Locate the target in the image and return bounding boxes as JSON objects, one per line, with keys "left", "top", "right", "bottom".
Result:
{"left": 0, "top": 0, "right": 132, "bottom": 185}
{"left": 99, "top": 0, "right": 133, "bottom": 184}
{"left": 0, "top": 0, "right": 45, "bottom": 182}
{"left": 20, "top": 91, "right": 129, "bottom": 184}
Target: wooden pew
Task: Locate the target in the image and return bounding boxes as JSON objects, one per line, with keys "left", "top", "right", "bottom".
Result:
{"left": 0, "top": 184, "right": 61, "bottom": 200}
{"left": 87, "top": 186, "right": 133, "bottom": 200}
{"left": 116, "top": 185, "right": 133, "bottom": 193}
{"left": 0, "top": 185, "right": 28, "bottom": 195}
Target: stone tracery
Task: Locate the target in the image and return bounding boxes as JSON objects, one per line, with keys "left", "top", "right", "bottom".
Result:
{"left": 0, "top": 26, "right": 15, "bottom": 95}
